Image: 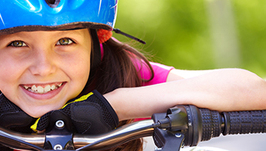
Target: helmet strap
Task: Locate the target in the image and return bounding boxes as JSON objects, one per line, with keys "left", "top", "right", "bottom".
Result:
{"left": 97, "top": 28, "right": 146, "bottom": 44}
{"left": 113, "top": 28, "right": 146, "bottom": 44}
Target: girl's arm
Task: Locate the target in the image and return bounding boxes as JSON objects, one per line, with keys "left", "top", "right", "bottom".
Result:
{"left": 104, "top": 68, "right": 266, "bottom": 121}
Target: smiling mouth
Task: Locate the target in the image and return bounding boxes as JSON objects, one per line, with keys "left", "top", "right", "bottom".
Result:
{"left": 22, "top": 83, "right": 63, "bottom": 94}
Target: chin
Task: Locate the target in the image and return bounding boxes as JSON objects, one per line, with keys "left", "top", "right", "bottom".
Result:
{"left": 24, "top": 107, "right": 58, "bottom": 118}
{"left": 27, "top": 111, "right": 47, "bottom": 118}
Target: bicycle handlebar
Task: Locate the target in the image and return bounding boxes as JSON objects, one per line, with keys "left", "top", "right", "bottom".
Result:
{"left": 182, "top": 105, "right": 266, "bottom": 146}
{"left": 0, "top": 105, "right": 266, "bottom": 150}
{"left": 0, "top": 119, "right": 154, "bottom": 150}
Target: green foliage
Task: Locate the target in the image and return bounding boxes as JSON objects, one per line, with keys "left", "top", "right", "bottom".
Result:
{"left": 114, "top": 0, "right": 266, "bottom": 77}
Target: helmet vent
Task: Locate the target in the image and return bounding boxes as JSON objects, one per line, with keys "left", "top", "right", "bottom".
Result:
{"left": 45, "top": 0, "right": 60, "bottom": 8}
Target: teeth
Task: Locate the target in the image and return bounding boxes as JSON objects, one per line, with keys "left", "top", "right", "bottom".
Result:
{"left": 51, "top": 85, "right": 56, "bottom": 90}
{"left": 32, "top": 85, "right": 37, "bottom": 91}
{"left": 23, "top": 83, "right": 63, "bottom": 94}
{"left": 37, "top": 86, "right": 44, "bottom": 93}
{"left": 44, "top": 85, "right": 50, "bottom": 93}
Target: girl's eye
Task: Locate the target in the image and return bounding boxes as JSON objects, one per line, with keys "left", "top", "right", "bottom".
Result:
{"left": 8, "top": 41, "right": 27, "bottom": 47}
{"left": 56, "top": 38, "right": 74, "bottom": 45}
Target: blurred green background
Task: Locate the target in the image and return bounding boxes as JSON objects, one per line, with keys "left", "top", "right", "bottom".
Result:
{"left": 113, "top": 0, "right": 266, "bottom": 78}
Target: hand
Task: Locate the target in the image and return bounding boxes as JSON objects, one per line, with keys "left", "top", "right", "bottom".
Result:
{"left": 32, "top": 90, "right": 119, "bottom": 134}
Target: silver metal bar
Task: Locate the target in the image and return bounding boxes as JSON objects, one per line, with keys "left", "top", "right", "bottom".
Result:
{"left": 0, "top": 127, "right": 45, "bottom": 149}
{"left": 74, "top": 119, "right": 155, "bottom": 150}
{"left": 0, "top": 119, "right": 155, "bottom": 150}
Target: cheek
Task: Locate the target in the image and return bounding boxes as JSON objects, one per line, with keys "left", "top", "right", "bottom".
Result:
{"left": 65, "top": 50, "right": 91, "bottom": 87}
{"left": 0, "top": 62, "right": 23, "bottom": 104}
{"left": 0, "top": 59, "right": 22, "bottom": 91}
{"left": 72, "top": 61, "right": 90, "bottom": 84}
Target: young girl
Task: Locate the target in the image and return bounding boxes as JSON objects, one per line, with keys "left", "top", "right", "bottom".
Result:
{"left": 1, "top": 0, "right": 266, "bottom": 150}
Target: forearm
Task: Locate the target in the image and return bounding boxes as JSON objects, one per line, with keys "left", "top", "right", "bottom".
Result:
{"left": 105, "top": 68, "right": 266, "bottom": 121}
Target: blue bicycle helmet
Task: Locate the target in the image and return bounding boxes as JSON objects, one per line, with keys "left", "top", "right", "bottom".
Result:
{"left": 0, "top": 0, "right": 117, "bottom": 35}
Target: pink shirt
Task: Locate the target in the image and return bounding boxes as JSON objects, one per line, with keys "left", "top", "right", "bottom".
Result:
{"left": 136, "top": 61, "right": 174, "bottom": 86}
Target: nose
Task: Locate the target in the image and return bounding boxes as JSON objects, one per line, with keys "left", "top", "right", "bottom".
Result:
{"left": 28, "top": 47, "right": 57, "bottom": 77}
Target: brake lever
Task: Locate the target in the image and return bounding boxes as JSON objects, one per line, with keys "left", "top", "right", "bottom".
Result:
{"left": 152, "top": 106, "right": 188, "bottom": 151}
{"left": 153, "top": 128, "right": 184, "bottom": 151}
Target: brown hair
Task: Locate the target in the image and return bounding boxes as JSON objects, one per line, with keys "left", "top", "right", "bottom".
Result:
{"left": 83, "top": 37, "right": 154, "bottom": 150}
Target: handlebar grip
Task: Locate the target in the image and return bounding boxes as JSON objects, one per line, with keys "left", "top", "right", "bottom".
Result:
{"left": 223, "top": 110, "right": 266, "bottom": 135}
{"left": 198, "top": 109, "right": 222, "bottom": 141}
{"left": 183, "top": 105, "right": 266, "bottom": 146}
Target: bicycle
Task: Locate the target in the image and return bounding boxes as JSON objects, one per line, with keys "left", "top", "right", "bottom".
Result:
{"left": 0, "top": 105, "right": 265, "bottom": 151}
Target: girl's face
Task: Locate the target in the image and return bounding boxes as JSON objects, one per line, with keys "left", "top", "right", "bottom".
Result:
{"left": 0, "top": 29, "right": 92, "bottom": 117}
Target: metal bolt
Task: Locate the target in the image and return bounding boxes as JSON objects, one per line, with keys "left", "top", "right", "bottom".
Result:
{"left": 155, "top": 147, "right": 162, "bottom": 150}
{"left": 54, "top": 144, "right": 63, "bottom": 150}
{"left": 175, "top": 133, "right": 182, "bottom": 138}
{"left": 55, "top": 120, "right": 65, "bottom": 128}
